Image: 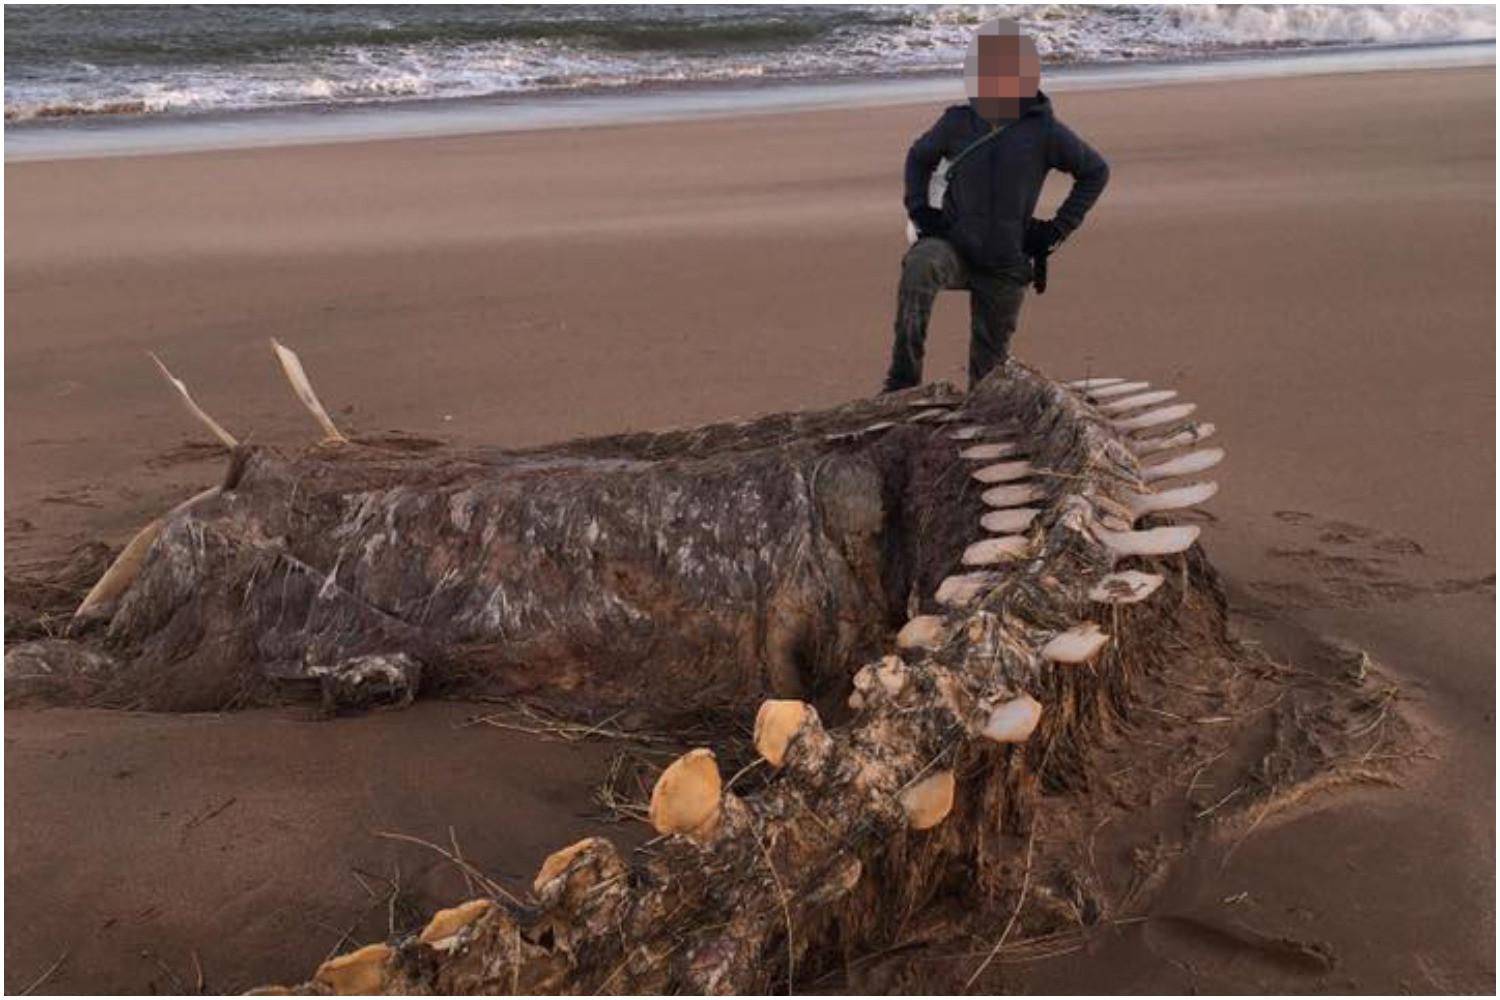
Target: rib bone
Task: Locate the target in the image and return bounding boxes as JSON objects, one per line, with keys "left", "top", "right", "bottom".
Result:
{"left": 980, "top": 507, "right": 1040, "bottom": 534}
{"left": 149, "top": 353, "right": 238, "bottom": 448}
{"left": 1066, "top": 376, "right": 1126, "bottom": 389}
{"left": 1087, "top": 380, "right": 1150, "bottom": 399}
{"left": 978, "top": 694, "right": 1042, "bottom": 743}
{"left": 1129, "top": 481, "right": 1219, "bottom": 518}
{"left": 1094, "top": 524, "right": 1201, "bottom": 556}
{"left": 1130, "top": 422, "right": 1217, "bottom": 457}
{"left": 896, "top": 615, "right": 947, "bottom": 652}
{"left": 1041, "top": 623, "right": 1110, "bottom": 663}
{"left": 1113, "top": 403, "right": 1198, "bottom": 433}
{"left": 981, "top": 484, "right": 1045, "bottom": 508}
{"left": 648, "top": 748, "right": 722, "bottom": 842}
{"left": 972, "top": 460, "right": 1033, "bottom": 484}
{"left": 958, "top": 442, "right": 1018, "bottom": 460}
{"left": 1098, "top": 389, "right": 1178, "bottom": 413}
{"left": 935, "top": 572, "right": 999, "bottom": 608}
{"left": 961, "top": 536, "right": 1029, "bottom": 566}
{"left": 270, "top": 338, "right": 349, "bottom": 444}
{"left": 1143, "top": 447, "right": 1225, "bottom": 482}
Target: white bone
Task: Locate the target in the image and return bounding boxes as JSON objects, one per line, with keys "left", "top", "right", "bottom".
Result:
{"left": 1130, "top": 422, "right": 1217, "bottom": 457}
{"left": 906, "top": 397, "right": 958, "bottom": 409}
{"left": 935, "top": 572, "right": 998, "bottom": 608}
{"left": 1098, "top": 389, "right": 1178, "bottom": 413}
{"left": 980, "top": 508, "right": 1040, "bottom": 533}
{"left": 74, "top": 486, "right": 222, "bottom": 621}
{"left": 961, "top": 536, "right": 1028, "bottom": 566}
{"left": 958, "top": 442, "right": 1018, "bottom": 461}
{"left": 149, "top": 353, "right": 238, "bottom": 449}
{"left": 972, "top": 461, "right": 1033, "bottom": 485}
{"left": 978, "top": 694, "right": 1042, "bottom": 742}
{"left": 936, "top": 410, "right": 968, "bottom": 423}
{"left": 906, "top": 409, "right": 947, "bottom": 423}
{"left": 1087, "top": 380, "right": 1150, "bottom": 399}
{"left": 1113, "top": 403, "right": 1198, "bottom": 433}
{"left": 1129, "top": 481, "right": 1219, "bottom": 517}
{"left": 1042, "top": 623, "right": 1110, "bottom": 663}
{"left": 1088, "top": 571, "right": 1165, "bottom": 604}
{"left": 270, "top": 338, "right": 349, "bottom": 444}
{"left": 896, "top": 615, "right": 946, "bottom": 652}
{"left": 1094, "top": 524, "right": 1200, "bottom": 556}
{"left": 948, "top": 425, "right": 989, "bottom": 441}
{"left": 982, "top": 483, "right": 1045, "bottom": 508}
{"left": 1143, "top": 448, "right": 1224, "bottom": 482}
{"left": 1066, "top": 377, "right": 1126, "bottom": 389}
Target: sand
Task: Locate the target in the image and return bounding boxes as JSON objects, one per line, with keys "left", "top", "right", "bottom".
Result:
{"left": 5, "top": 66, "right": 1494, "bottom": 992}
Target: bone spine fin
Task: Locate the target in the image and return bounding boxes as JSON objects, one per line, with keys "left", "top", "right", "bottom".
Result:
{"left": 150, "top": 352, "right": 238, "bottom": 448}
{"left": 270, "top": 338, "right": 349, "bottom": 444}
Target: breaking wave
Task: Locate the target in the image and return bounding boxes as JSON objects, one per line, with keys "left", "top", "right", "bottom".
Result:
{"left": 6, "top": 5, "right": 1495, "bottom": 123}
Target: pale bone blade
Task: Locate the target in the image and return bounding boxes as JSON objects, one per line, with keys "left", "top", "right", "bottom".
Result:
{"left": 971, "top": 461, "right": 1033, "bottom": 484}
{"left": 1087, "top": 380, "right": 1150, "bottom": 399}
{"left": 648, "top": 748, "right": 722, "bottom": 842}
{"left": 958, "top": 442, "right": 1018, "bottom": 461}
{"left": 1097, "top": 389, "right": 1178, "bottom": 414}
{"left": 980, "top": 507, "right": 1040, "bottom": 533}
{"left": 1129, "top": 481, "right": 1218, "bottom": 518}
{"left": 754, "top": 699, "right": 816, "bottom": 768}
{"left": 896, "top": 615, "right": 947, "bottom": 652}
{"left": 981, "top": 483, "right": 1045, "bottom": 508}
{"left": 314, "top": 943, "right": 391, "bottom": 996}
{"left": 906, "top": 397, "right": 958, "bottom": 409}
{"left": 961, "top": 536, "right": 1029, "bottom": 566}
{"left": 947, "top": 425, "right": 990, "bottom": 441}
{"left": 936, "top": 411, "right": 968, "bottom": 423}
{"left": 906, "top": 409, "right": 948, "bottom": 424}
{"left": 534, "top": 838, "right": 601, "bottom": 894}
{"left": 1113, "top": 403, "right": 1198, "bottom": 433}
{"left": 899, "top": 770, "right": 955, "bottom": 830}
{"left": 1041, "top": 623, "right": 1111, "bottom": 663}
{"left": 420, "top": 899, "right": 494, "bottom": 947}
{"left": 935, "top": 572, "right": 999, "bottom": 608}
{"left": 270, "top": 338, "right": 349, "bottom": 444}
{"left": 1088, "top": 570, "right": 1165, "bottom": 604}
{"left": 1130, "top": 422, "right": 1217, "bottom": 457}
{"left": 74, "top": 486, "right": 222, "bottom": 622}
{"left": 1066, "top": 376, "right": 1126, "bottom": 389}
{"left": 149, "top": 353, "right": 238, "bottom": 449}
{"left": 978, "top": 694, "right": 1042, "bottom": 743}
{"left": 1094, "top": 524, "right": 1201, "bottom": 556}
{"left": 1143, "top": 447, "right": 1225, "bottom": 483}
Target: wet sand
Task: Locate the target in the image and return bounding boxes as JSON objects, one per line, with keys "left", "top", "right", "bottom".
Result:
{"left": 6, "top": 66, "right": 1495, "bottom": 992}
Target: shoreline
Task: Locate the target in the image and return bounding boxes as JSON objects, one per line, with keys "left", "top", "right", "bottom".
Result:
{"left": 5, "top": 39, "right": 1492, "bottom": 162}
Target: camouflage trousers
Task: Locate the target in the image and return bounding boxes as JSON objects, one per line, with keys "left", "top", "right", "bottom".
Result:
{"left": 882, "top": 237, "right": 1031, "bottom": 393}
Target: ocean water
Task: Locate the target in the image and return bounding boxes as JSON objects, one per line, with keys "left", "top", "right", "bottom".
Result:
{"left": 6, "top": 4, "right": 1496, "bottom": 123}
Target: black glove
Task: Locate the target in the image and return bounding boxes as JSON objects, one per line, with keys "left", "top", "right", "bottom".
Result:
{"left": 1024, "top": 218, "right": 1067, "bottom": 294}
{"left": 1023, "top": 217, "right": 1067, "bottom": 257}
{"left": 910, "top": 206, "right": 947, "bottom": 239}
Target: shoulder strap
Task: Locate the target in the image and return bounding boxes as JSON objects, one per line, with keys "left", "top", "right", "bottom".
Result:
{"left": 943, "top": 119, "right": 1017, "bottom": 182}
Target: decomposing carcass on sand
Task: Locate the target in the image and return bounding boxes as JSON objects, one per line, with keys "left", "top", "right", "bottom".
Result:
{"left": 5, "top": 343, "right": 1407, "bottom": 995}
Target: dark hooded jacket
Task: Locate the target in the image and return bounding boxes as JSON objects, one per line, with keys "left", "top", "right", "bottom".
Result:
{"left": 904, "top": 92, "right": 1109, "bottom": 272}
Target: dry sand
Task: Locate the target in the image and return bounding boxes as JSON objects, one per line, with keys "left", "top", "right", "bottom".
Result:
{"left": 5, "top": 66, "right": 1494, "bottom": 992}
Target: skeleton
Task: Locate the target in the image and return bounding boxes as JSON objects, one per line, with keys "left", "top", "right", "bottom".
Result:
{"left": 5, "top": 344, "right": 1230, "bottom": 994}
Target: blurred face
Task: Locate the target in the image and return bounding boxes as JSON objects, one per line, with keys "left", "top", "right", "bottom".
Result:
{"left": 964, "top": 21, "right": 1041, "bottom": 122}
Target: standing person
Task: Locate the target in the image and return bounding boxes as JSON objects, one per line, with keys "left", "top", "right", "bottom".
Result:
{"left": 883, "top": 18, "right": 1110, "bottom": 393}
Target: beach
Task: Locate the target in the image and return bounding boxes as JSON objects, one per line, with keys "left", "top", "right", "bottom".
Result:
{"left": 5, "top": 64, "right": 1495, "bottom": 992}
